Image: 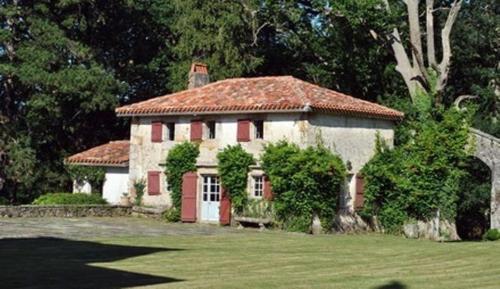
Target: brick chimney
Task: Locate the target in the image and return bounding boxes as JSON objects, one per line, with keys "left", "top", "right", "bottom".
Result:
{"left": 188, "top": 63, "right": 209, "bottom": 89}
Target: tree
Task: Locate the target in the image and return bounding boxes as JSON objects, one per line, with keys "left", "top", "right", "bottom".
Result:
{"left": 0, "top": 1, "right": 124, "bottom": 202}
{"left": 166, "top": 0, "right": 264, "bottom": 91}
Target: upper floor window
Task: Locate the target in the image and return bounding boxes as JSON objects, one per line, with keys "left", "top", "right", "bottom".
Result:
{"left": 166, "top": 122, "right": 175, "bottom": 141}
{"left": 206, "top": 121, "right": 216, "bottom": 139}
{"left": 253, "top": 176, "right": 263, "bottom": 198}
{"left": 254, "top": 120, "right": 264, "bottom": 139}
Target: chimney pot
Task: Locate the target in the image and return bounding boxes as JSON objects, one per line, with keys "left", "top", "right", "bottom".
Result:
{"left": 188, "top": 63, "right": 209, "bottom": 89}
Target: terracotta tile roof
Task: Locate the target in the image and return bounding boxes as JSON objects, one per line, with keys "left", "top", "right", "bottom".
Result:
{"left": 116, "top": 76, "right": 404, "bottom": 120}
{"left": 65, "top": 140, "right": 129, "bottom": 167}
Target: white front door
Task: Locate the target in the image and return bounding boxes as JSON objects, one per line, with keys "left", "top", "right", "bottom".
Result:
{"left": 201, "top": 175, "right": 220, "bottom": 222}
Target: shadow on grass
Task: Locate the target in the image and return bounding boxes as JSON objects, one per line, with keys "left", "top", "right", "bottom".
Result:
{"left": 0, "top": 237, "right": 183, "bottom": 289}
{"left": 374, "top": 280, "right": 408, "bottom": 289}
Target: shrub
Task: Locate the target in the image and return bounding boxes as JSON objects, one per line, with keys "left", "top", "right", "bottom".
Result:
{"left": 261, "top": 141, "right": 346, "bottom": 232}
{"left": 133, "top": 179, "right": 145, "bottom": 206}
{"left": 361, "top": 108, "right": 471, "bottom": 233}
{"left": 241, "top": 199, "right": 274, "bottom": 219}
{"left": 32, "top": 193, "right": 107, "bottom": 205}
{"left": 483, "top": 229, "right": 500, "bottom": 241}
{"left": 165, "top": 142, "right": 200, "bottom": 209}
{"left": 162, "top": 207, "right": 181, "bottom": 222}
{"left": 217, "top": 144, "right": 255, "bottom": 213}
{"left": 0, "top": 196, "right": 9, "bottom": 205}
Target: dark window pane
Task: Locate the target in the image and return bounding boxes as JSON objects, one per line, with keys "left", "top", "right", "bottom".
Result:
{"left": 254, "top": 120, "right": 264, "bottom": 139}
{"left": 207, "top": 121, "right": 216, "bottom": 139}
{"left": 167, "top": 122, "right": 175, "bottom": 141}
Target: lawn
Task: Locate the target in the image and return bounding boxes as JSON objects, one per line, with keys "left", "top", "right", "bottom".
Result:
{"left": 2, "top": 229, "right": 500, "bottom": 289}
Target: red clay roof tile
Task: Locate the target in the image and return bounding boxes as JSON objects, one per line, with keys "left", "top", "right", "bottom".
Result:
{"left": 116, "top": 76, "right": 404, "bottom": 120}
{"left": 65, "top": 140, "right": 129, "bottom": 167}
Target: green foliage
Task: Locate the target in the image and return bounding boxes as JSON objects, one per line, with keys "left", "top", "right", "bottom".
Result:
{"left": 162, "top": 207, "right": 181, "bottom": 223}
{"left": 32, "top": 192, "right": 107, "bottom": 205}
{"left": 217, "top": 145, "right": 255, "bottom": 213}
{"left": 133, "top": 179, "right": 145, "bottom": 206}
{"left": 361, "top": 108, "right": 472, "bottom": 233}
{"left": 165, "top": 142, "right": 200, "bottom": 209}
{"left": 66, "top": 165, "right": 106, "bottom": 194}
{"left": 483, "top": 229, "right": 500, "bottom": 241}
{"left": 261, "top": 141, "right": 346, "bottom": 232}
{"left": 167, "top": 0, "right": 262, "bottom": 91}
{"left": 456, "top": 157, "right": 491, "bottom": 240}
{"left": 241, "top": 199, "right": 274, "bottom": 219}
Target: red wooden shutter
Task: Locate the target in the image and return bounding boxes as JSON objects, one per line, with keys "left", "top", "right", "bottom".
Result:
{"left": 190, "top": 120, "right": 203, "bottom": 141}
{"left": 237, "top": 119, "right": 250, "bottom": 142}
{"left": 219, "top": 187, "right": 231, "bottom": 225}
{"left": 181, "top": 172, "right": 198, "bottom": 222}
{"left": 263, "top": 175, "right": 273, "bottom": 201}
{"left": 355, "top": 174, "right": 365, "bottom": 210}
{"left": 151, "top": 121, "right": 163, "bottom": 143}
{"left": 147, "top": 171, "right": 161, "bottom": 195}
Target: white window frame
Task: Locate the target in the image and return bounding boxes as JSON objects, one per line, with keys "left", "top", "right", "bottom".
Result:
{"left": 202, "top": 175, "right": 220, "bottom": 202}
{"left": 166, "top": 122, "right": 175, "bottom": 141}
{"left": 252, "top": 175, "right": 263, "bottom": 198}
{"left": 253, "top": 120, "right": 264, "bottom": 139}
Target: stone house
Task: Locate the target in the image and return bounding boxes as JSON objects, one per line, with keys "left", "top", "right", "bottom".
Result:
{"left": 68, "top": 63, "right": 403, "bottom": 224}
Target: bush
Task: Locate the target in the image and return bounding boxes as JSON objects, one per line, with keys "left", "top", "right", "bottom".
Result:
{"left": 261, "top": 141, "right": 346, "bottom": 233}
{"left": 361, "top": 108, "right": 471, "bottom": 233}
{"left": 66, "top": 165, "right": 106, "bottom": 194}
{"left": 165, "top": 142, "right": 200, "bottom": 209}
{"left": 32, "top": 193, "right": 107, "bottom": 205}
{"left": 0, "top": 196, "right": 9, "bottom": 205}
{"left": 483, "top": 229, "right": 500, "bottom": 241}
{"left": 162, "top": 207, "right": 181, "bottom": 222}
{"left": 241, "top": 199, "right": 274, "bottom": 219}
{"left": 217, "top": 144, "right": 255, "bottom": 213}
{"left": 133, "top": 179, "right": 145, "bottom": 206}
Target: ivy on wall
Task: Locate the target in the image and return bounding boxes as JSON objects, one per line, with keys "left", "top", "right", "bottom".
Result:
{"left": 165, "top": 142, "right": 200, "bottom": 210}
{"left": 66, "top": 165, "right": 106, "bottom": 194}
{"left": 361, "top": 108, "right": 472, "bottom": 233}
{"left": 217, "top": 144, "right": 255, "bottom": 213}
{"left": 261, "top": 141, "right": 346, "bottom": 232}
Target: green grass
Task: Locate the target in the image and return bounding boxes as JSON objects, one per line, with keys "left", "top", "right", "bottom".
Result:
{"left": 2, "top": 231, "right": 500, "bottom": 289}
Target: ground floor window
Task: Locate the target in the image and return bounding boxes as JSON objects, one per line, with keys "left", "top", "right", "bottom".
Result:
{"left": 202, "top": 176, "right": 220, "bottom": 201}
{"left": 252, "top": 176, "right": 263, "bottom": 198}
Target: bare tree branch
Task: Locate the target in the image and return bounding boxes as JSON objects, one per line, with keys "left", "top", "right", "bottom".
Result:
{"left": 426, "top": 0, "right": 437, "bottom": 67}
{"left": 407, "top": 0, "right": 424, "bottom": 69}
{"left": 437, "top": 0, "right": 463, "bottom": 94}
{"left": 454, "top": 94, "right": 479, "bottom": 109}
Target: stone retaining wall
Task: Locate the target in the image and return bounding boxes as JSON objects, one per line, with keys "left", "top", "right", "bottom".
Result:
{"left": 0, "top": 205, "right": 132, "bottom": 218}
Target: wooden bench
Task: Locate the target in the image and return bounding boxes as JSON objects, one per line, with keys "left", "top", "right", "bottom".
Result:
{"left": 234, "top": 216, "right": 272, "bottom": 231}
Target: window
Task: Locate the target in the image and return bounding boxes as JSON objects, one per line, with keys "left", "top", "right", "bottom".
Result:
{"left": 254, "top": 120, "right": 264, "bottom": 139}
{"left": 207, "top": 121, "right": 216, "bottom": 139}
{"left": 202, "top": 176, "right": 220, "bottom": 202}
{"left": 253, "top": 176, "right": 263, "bottom": 198}
{"left": 166, "top": 122, "right": 175, "bottom": 141}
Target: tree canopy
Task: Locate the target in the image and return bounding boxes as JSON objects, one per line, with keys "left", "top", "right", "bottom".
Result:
{"left": 0, "top": 0, "right": 497, "bottom": 204}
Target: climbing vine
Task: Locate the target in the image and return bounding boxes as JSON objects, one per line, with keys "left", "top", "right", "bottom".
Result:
{"left": 361, "top": 107, "right": 472, "bottom": 233}
{"left": 165, "top": 142, "right": 200, "bottom": 210}
{"left": 217, "top": 144, "right": 255, "bottom": 214}
{"left": 66, "top": 165, "right": 106, "bottom": 194}
{"left": 261, "top": 141, "right": 346, "bottom": 232}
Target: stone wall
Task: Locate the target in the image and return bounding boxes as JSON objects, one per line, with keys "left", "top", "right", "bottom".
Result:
{"left": 0, "top": 205, "right": 132, "bottom": 218}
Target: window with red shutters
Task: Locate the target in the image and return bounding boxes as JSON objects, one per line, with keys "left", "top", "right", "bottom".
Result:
{"left": 263, "top": 175, "right": 273, "bottom": 201}
{"left": 237, "top": 119, "right": 250, "bottom": 142}
{"left": 354, "top": 174, "right": 365, "bottom": 210}
{"left": 147, "top": 171, "right": 161, "bottom": 195}
{"left": 190, "top": 120, "right": 203, "bottom": 141}
{"left": 151, "top": 121, "right": 163, "bottom": 143}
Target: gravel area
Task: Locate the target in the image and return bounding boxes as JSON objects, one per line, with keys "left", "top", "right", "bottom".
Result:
{"left": 0, "top": 217, "right": 239, "bottom": 239}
